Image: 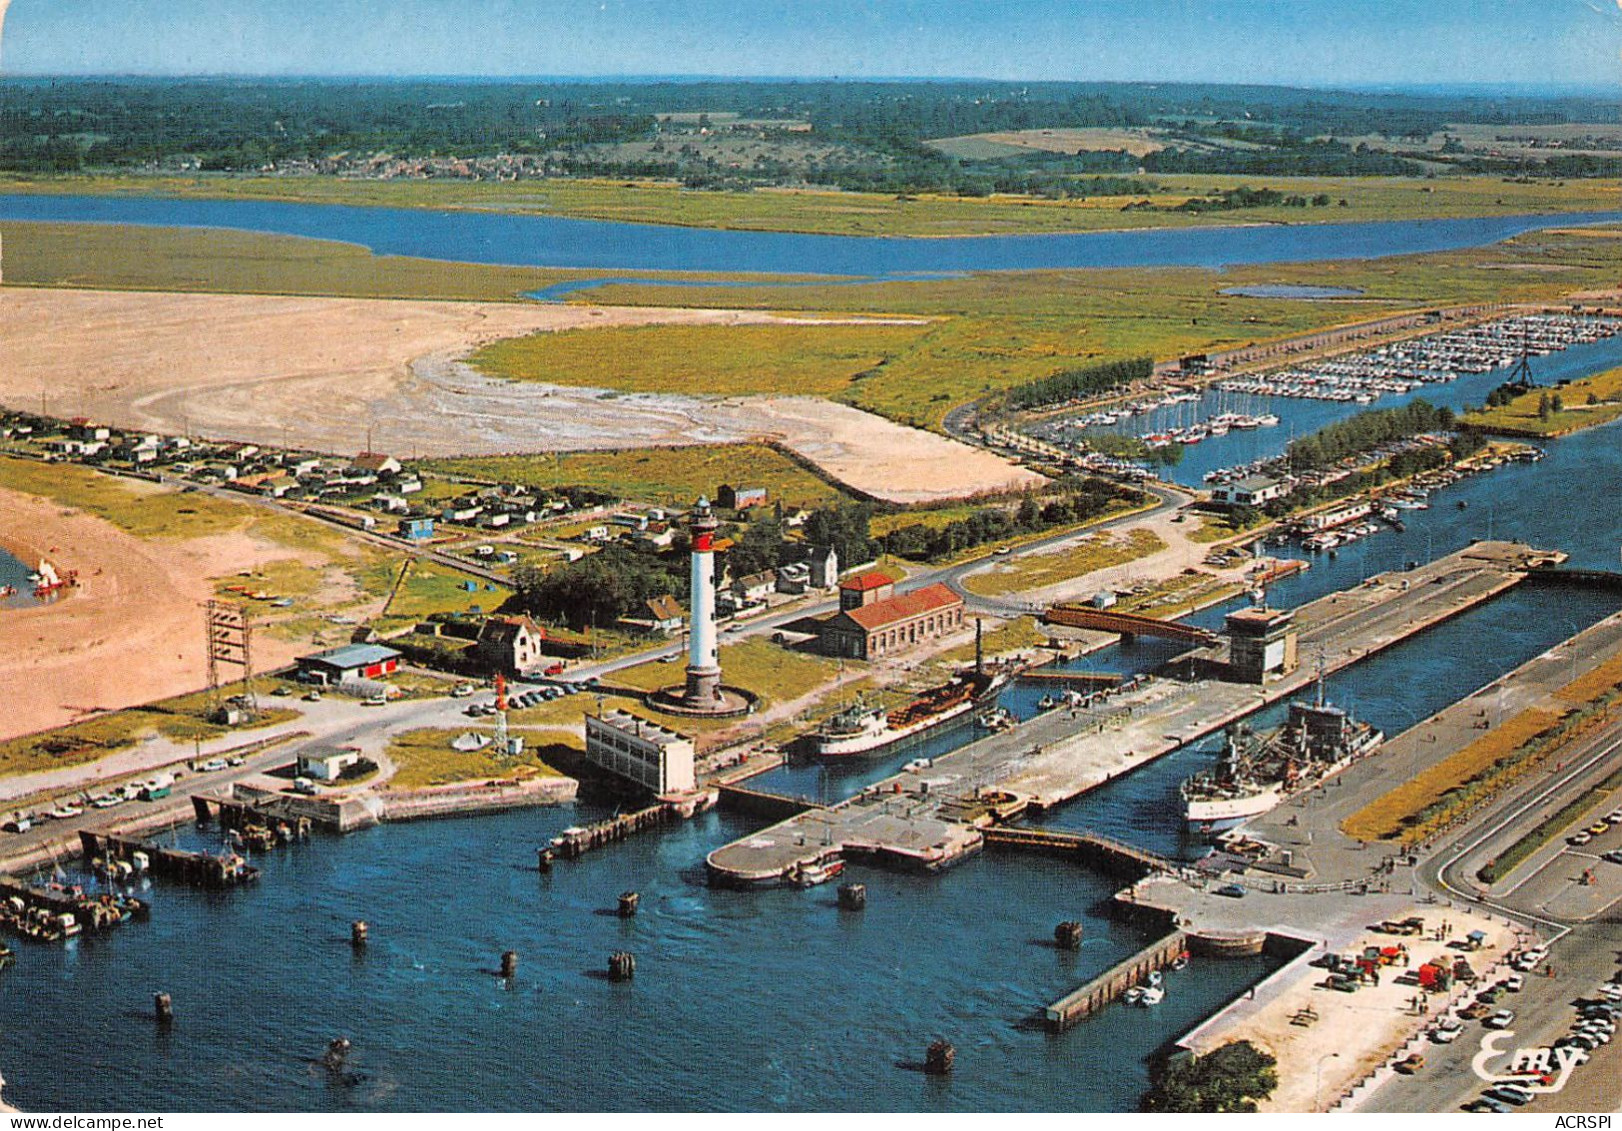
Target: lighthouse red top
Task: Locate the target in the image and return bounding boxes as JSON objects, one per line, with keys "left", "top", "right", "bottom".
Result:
{"left": 688, "top": 496, "right": 719, "bottom": 551}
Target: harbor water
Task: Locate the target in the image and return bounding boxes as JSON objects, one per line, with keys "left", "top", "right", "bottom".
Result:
{"left": 1, "top": 197, "right": 1620, "bottom": 1110}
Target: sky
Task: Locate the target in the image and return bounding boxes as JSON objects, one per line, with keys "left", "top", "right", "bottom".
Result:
{"left": 0, "top": 0, "right": 1619, "bottom": 88}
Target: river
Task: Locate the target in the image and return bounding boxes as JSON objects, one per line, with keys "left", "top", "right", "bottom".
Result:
{"left": 2, "top": 193, "right": 1621, "bottom": 278}
{"left": 2, "top": 196, "right": 1621, "bottom": 1111}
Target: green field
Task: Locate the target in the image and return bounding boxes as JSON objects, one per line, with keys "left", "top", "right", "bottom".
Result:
{"left": 0, "top": 221, "right": 606, "bottom": 302}
{"left": 419, "top": 443, "right": 850, "bottom": 508}
{"left": 1460, "top": 364, "right": 1622, "bottom": 436}
{"left": 6, "top": 171, "right": 1619, "bottom": 237}
{"left": 577, "top": 225, "right": 1622, "bottom": 428}
{"left": 471, "top": 320, "right": 932, "bottom": 398}
{"left": 385, "top": 727, "right": 568, "bottom": 790}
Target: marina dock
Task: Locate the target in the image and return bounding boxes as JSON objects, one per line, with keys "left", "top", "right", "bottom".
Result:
{"left": 706, "top": 542, "right": 1558, "bottom": 887}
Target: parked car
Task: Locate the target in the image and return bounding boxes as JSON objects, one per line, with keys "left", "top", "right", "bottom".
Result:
{"left": 198, "top": 758, "right": 228, "bottom": 772}
{"left": 1484, "top": 1010, "right": 1516, "bottom": 1030}
{"left": 1394, "top": 1054, "right": 1425, "bottom": 1074}
{"left": 1483, "top": 1085, "right": 1532, "bottom": 1107}
{"left": 1, "top": 817, "right": 32, "bottom": 834}
{"left": 1602, "top": 849, "right": 1622, "bottom": 865}
{"left": 1503, "top": 974, "right": 1524, "bottom": 992}
{"left": 303, "top": 690, "right": 322, "bottom": 702}
{"left": 1215, "top": 883, "right": 1247, "bottom": 898}
{"left": 1568, "top": 831, "right": 1593, "bottom": 846}
{"left": 1587, "top": 822, "right": 1611, "bottom": 836}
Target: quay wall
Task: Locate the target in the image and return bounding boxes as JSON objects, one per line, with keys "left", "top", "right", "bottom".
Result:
{"left": 377, "top": 776, "right": 577, "bottom": 822}
{"left": 1045, "top": 930, "right": 1190, "bottom": 1031}
{"left": 716, "top": 783, "right": 824, "bottom": 821}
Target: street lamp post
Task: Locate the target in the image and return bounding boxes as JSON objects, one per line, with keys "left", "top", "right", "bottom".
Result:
{"left": 1316, "top": 1051, "right": 1342, "bottom": 1110}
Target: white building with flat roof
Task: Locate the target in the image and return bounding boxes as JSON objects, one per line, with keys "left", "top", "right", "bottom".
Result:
{"left": 584, "top": 710, "right": 696, "bottom": 796}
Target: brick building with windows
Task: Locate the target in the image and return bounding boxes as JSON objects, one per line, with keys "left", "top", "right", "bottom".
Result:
{"left": 820, "top": 581, "right": 964, "bottom": 660}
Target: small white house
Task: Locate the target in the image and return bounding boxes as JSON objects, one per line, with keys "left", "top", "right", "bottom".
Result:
{"left": 297, "top": 746, "right": 363, "bottom": 782}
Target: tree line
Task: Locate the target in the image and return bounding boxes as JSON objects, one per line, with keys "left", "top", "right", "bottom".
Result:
{"left": 1005, "top": 357, "right": 1154, "bottom": 411}
{"left": 1285, "top": 399, "right": 1456, "bottom": 474}
{"left": 880, "top": 478, "right": 1143, "bottom": 561}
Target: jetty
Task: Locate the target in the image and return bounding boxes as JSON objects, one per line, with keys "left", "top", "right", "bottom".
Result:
{"left": 78, "top": 831, "right": 260, "bottom": 889}
{"left": 706, "top": 542, "right": 1559, "bottom": 887}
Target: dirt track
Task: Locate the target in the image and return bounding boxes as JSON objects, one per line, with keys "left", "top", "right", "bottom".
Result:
{"left": 0, "top": 288, "right": 1042, "bottom": 503}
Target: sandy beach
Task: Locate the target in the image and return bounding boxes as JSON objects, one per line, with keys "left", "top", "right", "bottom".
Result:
{"left": 0, "top": 484, "right": 309, "bottom": 742}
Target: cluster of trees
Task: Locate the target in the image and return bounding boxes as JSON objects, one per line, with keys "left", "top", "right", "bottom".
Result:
{"left": 508, "top": 499, "right": 881, "bottom": 630}
{"left": 880, "top": 478, "right": 1143, "bottom": 561}
{"left": 1265, "top": 429, "right": 1485, "bottom": 517}
{"left": 1285, "top": 399, "right": 1456, "bottom": 473}
{"left": 1144, "top": 139, "right": 1425, "bottom": 177}
{"left": 1141, "top": 1041, "right": 1279, "bottom": 1113}
{"left": 1006, "top": 357, "right": 1154, "bottom": 411}
{"left": 1173, "top": 185, "right": 1335, "bottom": 212}
{"left": 510, "top": 543, "right": 686, "bottom": 631}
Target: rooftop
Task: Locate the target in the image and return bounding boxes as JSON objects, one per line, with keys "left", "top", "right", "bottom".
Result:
{"left": 839, "top": 582, "right": 962, "bottom": 632}
{"left": 303, "top": 643, "right": 402, "bottom": 668}
{"left": 590, "top": 709, "right": 692, "bottom": 748}
{"left": 839, "top": 570, "right": 893, "bottom": 592}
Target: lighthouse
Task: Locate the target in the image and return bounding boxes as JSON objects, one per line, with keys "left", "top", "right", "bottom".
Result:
{"left": 681, "top": 496, "right": 722, "bottom": 708}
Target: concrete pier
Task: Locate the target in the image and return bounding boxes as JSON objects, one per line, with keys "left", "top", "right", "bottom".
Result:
{"left": 706, "top": 543, "right": 1556, "bottom": 887}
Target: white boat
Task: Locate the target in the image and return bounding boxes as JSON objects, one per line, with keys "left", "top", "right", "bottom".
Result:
{"left": 1122, "top": 986, "right": 1145, "bottom": 1006}
{"left": 1138, "top": 986, "right": 1165, "bottom": 1006}
{"left": 807, "top": 671, "right": 1004, "bottom": 758}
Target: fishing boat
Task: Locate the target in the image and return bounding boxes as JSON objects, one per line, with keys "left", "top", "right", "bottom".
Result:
{"left": 1122, "top": 986, "right": 1145, "bottom": 1006}
{"left": 805, "top": 670, "right": 1005, "bottom": 758}
{"left": 1181, "top": 675, "right": 1382, "bottom": 837}
{"left": 790, "top": 857, "right": 846, "bottom": 888}
{"left": 1138, "top": 986, "right": 1166, "bottom": 1006}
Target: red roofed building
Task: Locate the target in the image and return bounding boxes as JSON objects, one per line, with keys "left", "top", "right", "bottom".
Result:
{"left": 838, "top": 570, "right": 895, "bottom": 611}
{"left": 821, "top": 582, "right": 964, "bottom": 660}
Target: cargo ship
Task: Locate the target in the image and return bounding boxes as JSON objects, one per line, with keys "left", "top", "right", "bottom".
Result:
{"left": 805, "top": 670, "right": 1006, "bottom": 758}
{"left": 1181, "top": 680, "right": 1381, "bottom": 836}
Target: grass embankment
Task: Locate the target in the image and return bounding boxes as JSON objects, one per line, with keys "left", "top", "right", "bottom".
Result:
{"left": 0, "top": 220, "right": 601, "bottom": 302}
{"left": 5, "top": 172, "right": 1618, "bottom": 237}
{"left": 419, "top": 442, "right": 850, "bottom": 508}
{"left": 0, "top": 691, "right": 297, "bottom": 780}
{"left": 607, "top": 636, "right": 844, "bottom": 703}
{"left": 1460, "top": 364, "right": 1622, "bottom": 437}
{"left": 962, "top": 528, "right": 1164, "bottom": 598}
{"left": 384, "top": 727, "right": 568, "bottom": 790}
{"left": 470, "top": 320, "right": 933, "bottom": 399}
{"left": 1344, "top": 655, "right": 1622, "bottom": 847}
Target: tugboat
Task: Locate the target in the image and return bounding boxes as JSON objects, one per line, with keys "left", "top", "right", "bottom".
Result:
{"left": 1181, "top": 673, "right": 1382, "bottom": 838}
{"left": 790, "top": 857, "right": 846, "bottom": 888}
{"left": 805, "top": 669, "right": 1006, "bottom": 758}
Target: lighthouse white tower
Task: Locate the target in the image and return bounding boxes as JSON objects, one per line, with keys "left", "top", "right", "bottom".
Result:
{"left": 681, "top": 496, "right": 722, "bottom": 707}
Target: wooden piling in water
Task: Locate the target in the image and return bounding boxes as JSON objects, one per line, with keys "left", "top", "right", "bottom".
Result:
{"left": 837, "top": 882, "right": 867, "bottom": 911}
{"left": 153, "top": 992, "right": 173, "bottom": 1026}
{"left": 618, "top": 891, "right": 639, "bottom": 918}
{"left": 500, "top": 950, "right": 518, "bottom": 978}
{"left": 608, "top": 951, "right": 635, "bottom": 982}
{"left": 351, "top": 921, "right": 368, "bottom": 947}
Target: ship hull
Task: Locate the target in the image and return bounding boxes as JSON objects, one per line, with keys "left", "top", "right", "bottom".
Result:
{"left": 806, "top": 673, "right": 1004, "bottom": 759}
